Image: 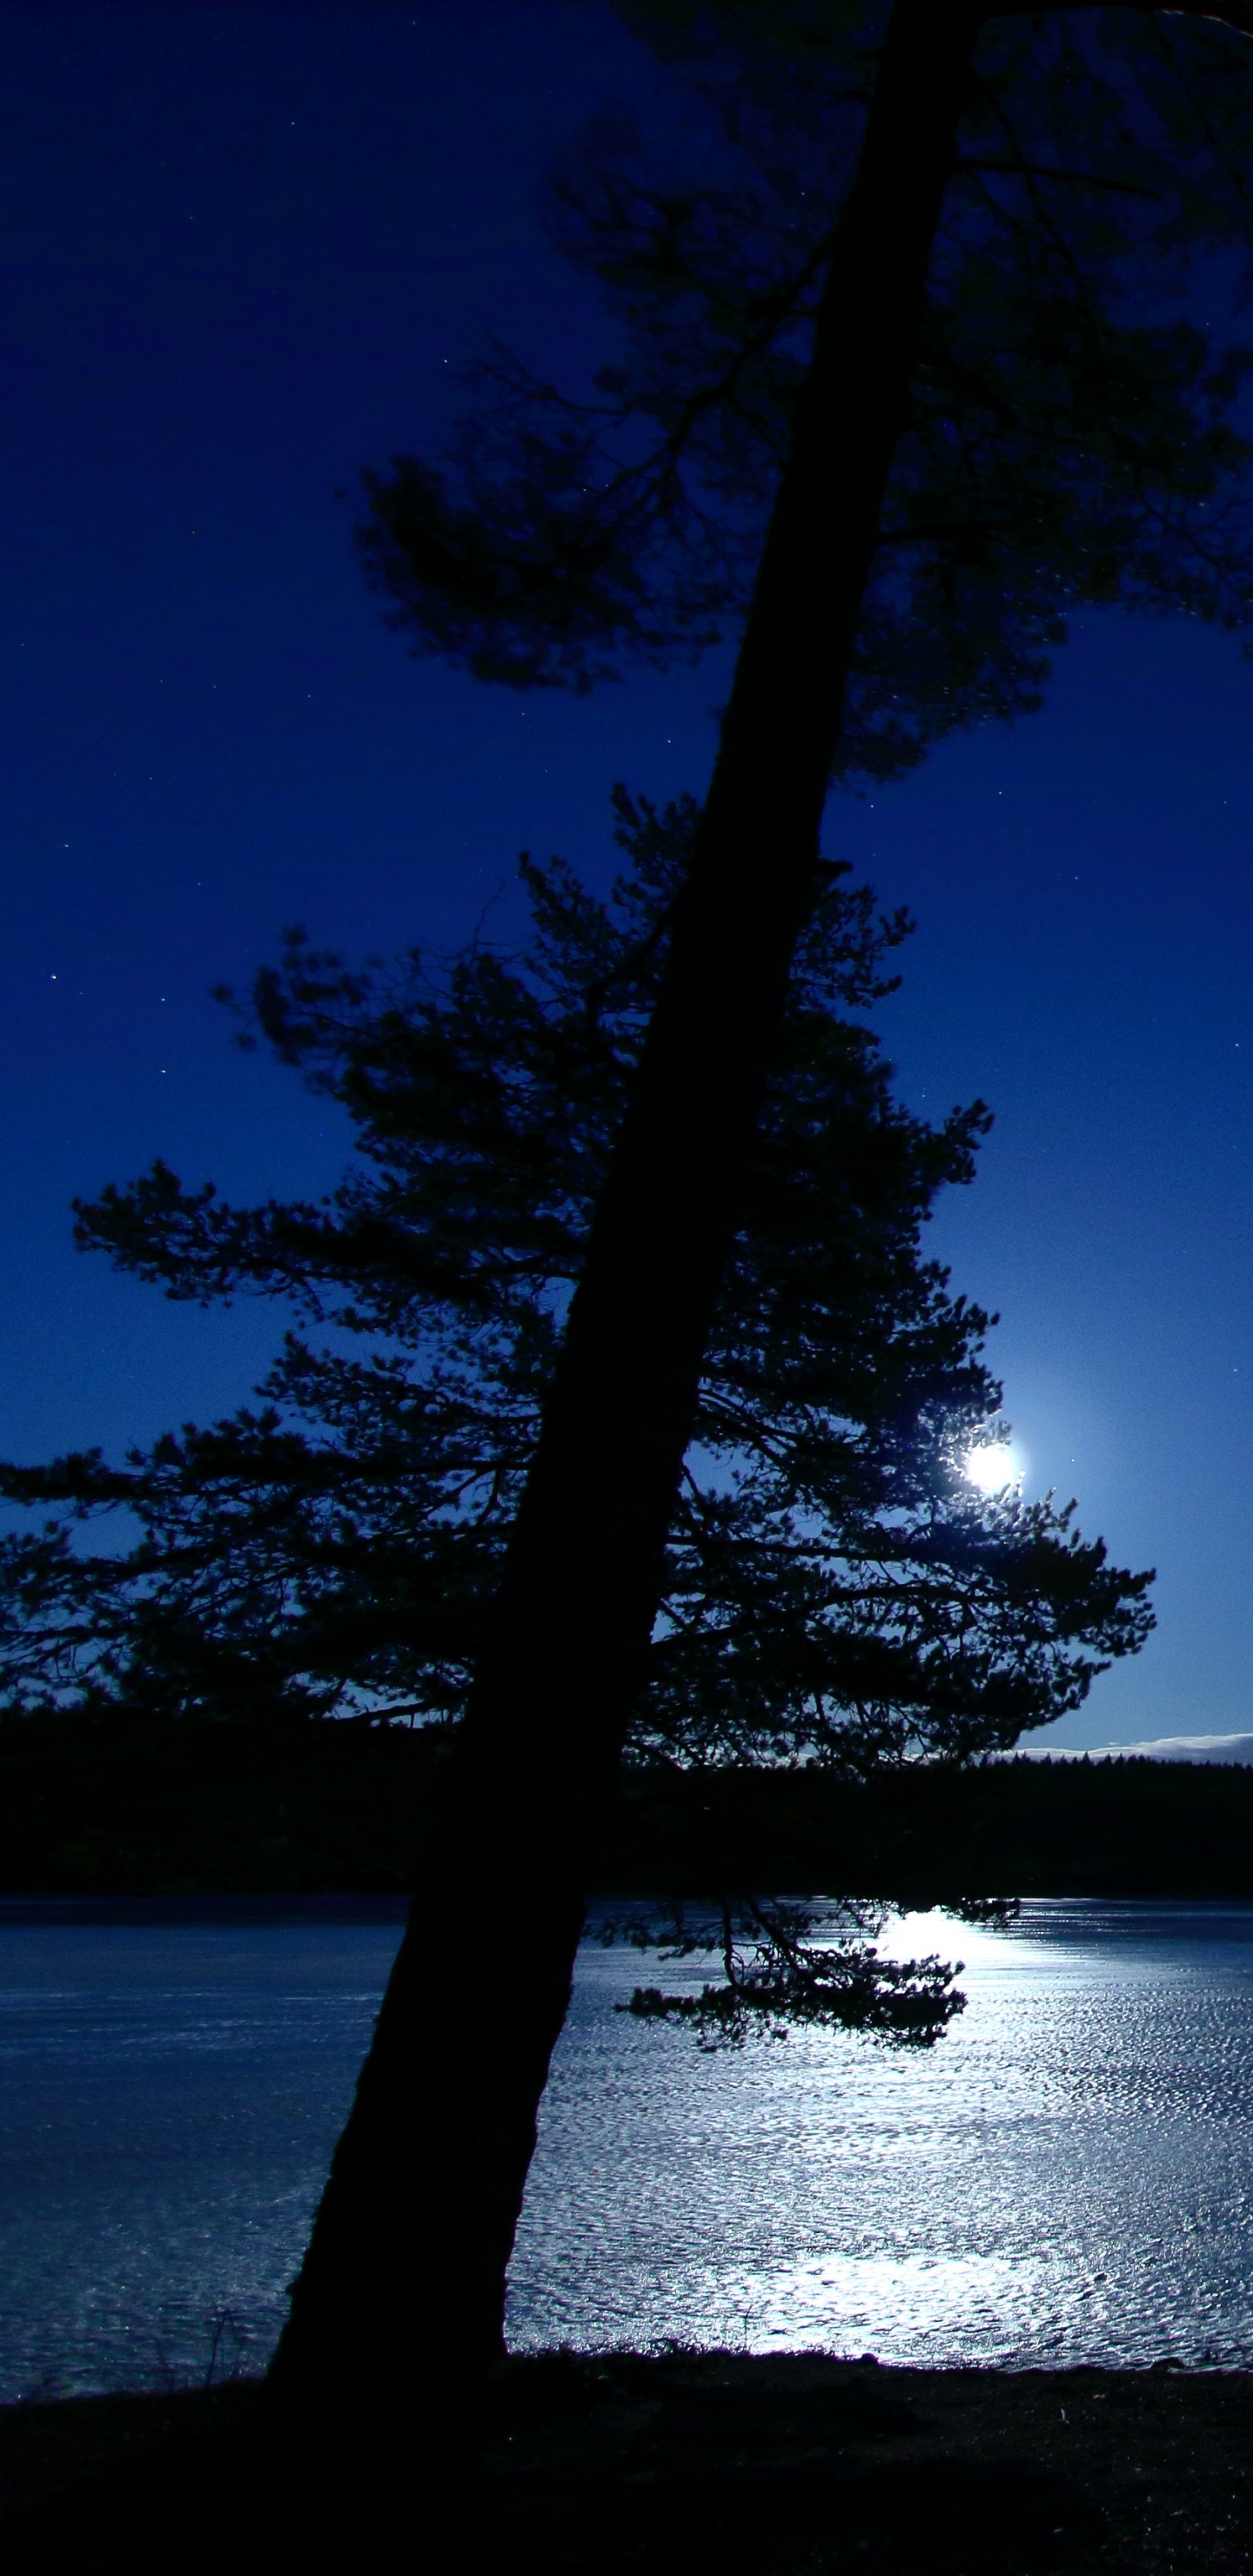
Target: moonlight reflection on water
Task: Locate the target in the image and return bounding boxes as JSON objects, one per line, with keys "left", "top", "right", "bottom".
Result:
{"left": 509, "top": 1903, "right": 1253, "bottom": 2368}
{"left": 3, "top": 1900, "right": 1253, "bottom": 2398}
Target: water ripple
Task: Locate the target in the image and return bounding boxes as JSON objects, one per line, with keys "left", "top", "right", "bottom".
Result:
{"left": 7, "top": 1901, "right": 1253, "bottom": 2395}
{"left": 506, "top": 1902, "right": 1253, "bottom": 2369}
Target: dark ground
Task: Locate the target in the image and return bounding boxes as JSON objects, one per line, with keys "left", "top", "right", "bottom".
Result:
{"left": 3, "top": 2355, "right": 1253, "bottom": 2575}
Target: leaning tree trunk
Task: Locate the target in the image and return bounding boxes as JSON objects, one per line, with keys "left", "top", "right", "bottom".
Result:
{"left": 270, "top": 0, "right": 982, "bottom": 2407}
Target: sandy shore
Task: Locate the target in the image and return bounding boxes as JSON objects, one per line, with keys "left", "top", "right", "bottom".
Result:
{"left": 3, "top": 2351, "right": 1252, "bottom": 2571}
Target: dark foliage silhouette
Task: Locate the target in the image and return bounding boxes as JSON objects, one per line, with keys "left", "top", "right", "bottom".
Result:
{"left": 0, "top": 795, "right": 1149, "bottom": 1770}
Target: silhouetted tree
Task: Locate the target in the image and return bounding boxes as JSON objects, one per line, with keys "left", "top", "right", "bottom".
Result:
{"left": 255, "top": 0, "right": 1253, "bottom": 2402}
{"left": 0, "top": 794, "right": 1148, "bottom": 1781}
{"left": 21, "top": 0, "right": 1253, "bottom": 2407}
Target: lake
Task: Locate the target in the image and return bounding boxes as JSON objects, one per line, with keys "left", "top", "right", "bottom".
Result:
{"left": 4, "top": 1896, "right": 1253, "bottom": 2399}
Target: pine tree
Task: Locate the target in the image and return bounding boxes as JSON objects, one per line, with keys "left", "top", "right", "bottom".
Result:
{"left": 20, "top": 0, "right": 1251, "bottom": 2411}
{"left": 268, "top": 0, "right": 1253, "bottom": 2400}
{"left": 0, "top": 794, "right": 1149, "bottom": 1782}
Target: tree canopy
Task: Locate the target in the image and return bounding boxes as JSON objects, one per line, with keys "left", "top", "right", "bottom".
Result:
{"left": 0, "top": 792, "right": 1152, "bottom": 1774}
{"left": 364, "top": 0, "right": 1253, "bottom": 744}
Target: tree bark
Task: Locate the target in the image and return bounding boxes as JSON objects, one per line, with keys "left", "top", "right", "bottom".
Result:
{"left": 270, "top": 0, "right": 983, "bottom": 2407}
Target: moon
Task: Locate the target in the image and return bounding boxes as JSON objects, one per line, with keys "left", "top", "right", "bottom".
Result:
{"left": 964, "top": 1443, "right": 1024, "bottom": 1496}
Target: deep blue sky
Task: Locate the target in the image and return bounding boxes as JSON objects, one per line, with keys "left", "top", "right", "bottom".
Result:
{"left": 4, "top": 0, "right": 1253, "bottom": 1750}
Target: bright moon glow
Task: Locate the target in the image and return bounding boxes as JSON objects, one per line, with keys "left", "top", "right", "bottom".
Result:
{"left": 964, "top": 1444, "right": 1023, "bottom": 1495}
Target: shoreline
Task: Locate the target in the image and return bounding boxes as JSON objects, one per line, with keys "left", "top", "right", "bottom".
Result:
{"left": 3, "top": 2353, "right": 1252, "bottom": 2572}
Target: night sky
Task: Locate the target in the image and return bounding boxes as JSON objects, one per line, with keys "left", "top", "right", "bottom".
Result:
{"left": 5, "top": 0, "right": 1253, "bottom": 1753}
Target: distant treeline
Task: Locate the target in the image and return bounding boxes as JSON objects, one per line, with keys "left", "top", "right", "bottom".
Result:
{"left": 3, "top": 1709, "right": 1253, "bottom": 1899}
{"left": 608, "top": 1758, "right": 1253, "bottom": 1903}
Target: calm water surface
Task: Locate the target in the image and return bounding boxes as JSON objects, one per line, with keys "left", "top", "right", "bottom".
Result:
{"left": 4, "top": 1897, "right": 1253, "bottom": 2398}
